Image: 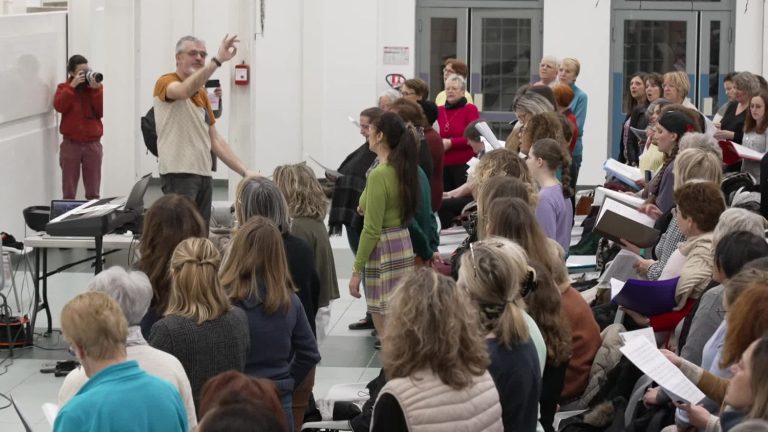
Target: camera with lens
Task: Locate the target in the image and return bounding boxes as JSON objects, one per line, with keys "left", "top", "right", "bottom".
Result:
{"left": 85, "top": 70, "right": 104, "bottom": 83}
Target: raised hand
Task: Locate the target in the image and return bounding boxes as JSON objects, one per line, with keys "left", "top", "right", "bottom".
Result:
{"left": 216, "top": 34, "right": 240, "bottom": 63}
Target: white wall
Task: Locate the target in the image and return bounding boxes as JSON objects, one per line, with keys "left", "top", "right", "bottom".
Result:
{"left": 0, "top": 12, "right": 66, "bottom": 237}
{"left": 734, "top": 0, "right": 765, "bottom": 75}
{"left": 543, "top": 0, "right": 612, "bottom": 186}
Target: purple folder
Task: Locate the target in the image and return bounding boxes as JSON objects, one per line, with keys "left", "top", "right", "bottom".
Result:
{"left": 611, "top": 277, "right": 679, "bottom": 317}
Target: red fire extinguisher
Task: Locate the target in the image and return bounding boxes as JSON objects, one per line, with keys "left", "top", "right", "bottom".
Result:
{"left": 234, "top": 61, "right": 249, "bottom": 85}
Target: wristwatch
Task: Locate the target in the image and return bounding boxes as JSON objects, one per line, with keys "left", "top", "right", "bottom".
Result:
{"left": 211, "top": 57, "right": 222, "bottom": 67}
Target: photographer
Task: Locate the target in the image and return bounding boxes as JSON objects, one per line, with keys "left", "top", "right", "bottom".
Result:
{"left": 53, "top": 54, "right": 104, "bottom": 199}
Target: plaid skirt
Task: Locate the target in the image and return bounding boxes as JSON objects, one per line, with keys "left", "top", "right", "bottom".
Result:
{"left": 364, "top": 227, "right": 414, "bottom": 313}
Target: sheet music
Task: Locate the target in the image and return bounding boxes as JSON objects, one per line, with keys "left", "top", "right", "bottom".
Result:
{"left": 730, "top": 141, "right": 766, "bottom": 161}
{"left": 48, "top": 200, "right": 95, "bottom": 223}
{"left": 42, "top": 402, "right": 59, "bottom": 426}
{"left": 620, "top": 327, "right": 656, "bottom": 345}
{"left": 307, "top": 155, "right": 344, "bottom": 178}
{"left": 620, "top": 337, "right": 705, "bottom": 405}
{"left": 594, "top": 187, "right": 645, "bottom": 209}
{"left": 610, "top": 277, "right": 625, "bottom": 299}
{"left": 475, "top": 122, "right": 502, "bottom": 149}
{"left": 604, "top": 158, "right": 643, "bottom": 181}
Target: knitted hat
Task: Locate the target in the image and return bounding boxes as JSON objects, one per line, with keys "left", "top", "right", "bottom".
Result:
{"left": 658, "top": 111, "right": 694, "bottom": 138}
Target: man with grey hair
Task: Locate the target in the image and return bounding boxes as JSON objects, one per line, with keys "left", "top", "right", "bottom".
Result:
{"left": 154, "top": 34, "right": 255, "bottom": 224}
{"left": 57, "top": 266, "right": 197, "bottom": 428}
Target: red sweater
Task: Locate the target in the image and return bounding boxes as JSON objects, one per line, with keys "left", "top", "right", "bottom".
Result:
{"left": 53, "top": 81, "right": 104, "bottom": 141}
{"left": 561, "top": 286, "right": 602, "bottom": 400}
{"left": 565, "top": 109, "right": 579, "bottom": 155}
{"left": 424, "top": 127, "right": 445, "bottom": 211}
{"left": 438, "top": 102, "right": 480, "bottom": 166}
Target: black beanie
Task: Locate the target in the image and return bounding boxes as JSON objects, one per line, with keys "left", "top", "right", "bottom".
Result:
{"left": 418, "top": 100, "right": 439, "bottom": 125}
{"left": 658, "top": 111, "right": 694, "bottom": 138}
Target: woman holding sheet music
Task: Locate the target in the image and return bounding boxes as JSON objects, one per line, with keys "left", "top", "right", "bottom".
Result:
{"left": 641, "top": 111, "right": 695, "bottom": 215}
{"left": 741, "top": 90, "right": 768, "bottom": 182}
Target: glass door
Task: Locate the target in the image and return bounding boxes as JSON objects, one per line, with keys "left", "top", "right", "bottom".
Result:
{"left": 469, "top": 9, "right": 542, "bottom": 138}
{"left": 610, "top": 11, "right": 698, "bottom": 159}
{"left": 416, "top": 7, "right": 469, "bottom": 102}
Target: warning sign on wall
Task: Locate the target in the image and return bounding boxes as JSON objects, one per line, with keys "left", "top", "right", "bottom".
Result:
{"left": 383, "top": 46, "right": 409, "bottom": 65}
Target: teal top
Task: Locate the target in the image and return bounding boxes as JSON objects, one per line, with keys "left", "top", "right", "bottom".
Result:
{"left": 408, "top": 167, "right": 439, "bottom": 260}
{"left": 354, "top": 162, "right": 404, "bottom": 272}
{"left": 54, "top": 360, "right": 187, "bottom": 432}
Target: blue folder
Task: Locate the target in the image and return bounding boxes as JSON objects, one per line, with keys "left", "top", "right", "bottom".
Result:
{"left": 612, "top": 277, "right": 679, "bottom": 317}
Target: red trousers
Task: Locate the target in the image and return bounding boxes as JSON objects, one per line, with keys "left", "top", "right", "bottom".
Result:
{"left": 60, "top": 138, "right": 102, "bottom": 199}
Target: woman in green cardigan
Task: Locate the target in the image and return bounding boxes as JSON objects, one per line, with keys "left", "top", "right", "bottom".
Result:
{"left": 348, "top": 112, "right": 420, "bottom": 342}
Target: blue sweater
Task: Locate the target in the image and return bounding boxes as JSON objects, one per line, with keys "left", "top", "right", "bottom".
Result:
{"left": 54, "top": 360, "right": 187, "bottom": 432}
{"left": 487, "top": 338, "right": 542, "bottom": 432}
{"left": 235, "top": 288, "right": 321, "bottom": 396}
{"left": 569, "top": 83, "right": 588, "bottom": 157}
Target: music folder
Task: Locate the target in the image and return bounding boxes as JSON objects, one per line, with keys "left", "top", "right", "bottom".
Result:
{"left": 594, "top": 198, "right": 660, "bottom": 248}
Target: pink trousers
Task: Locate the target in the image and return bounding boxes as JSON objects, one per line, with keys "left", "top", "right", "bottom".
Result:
{"left": 60, "top": 138, "right": 102, "bottom": 199}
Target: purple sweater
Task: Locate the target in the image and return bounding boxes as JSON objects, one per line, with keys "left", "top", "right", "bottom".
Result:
{"left": 535, "top": 185, "right": 573, "bottom": 253}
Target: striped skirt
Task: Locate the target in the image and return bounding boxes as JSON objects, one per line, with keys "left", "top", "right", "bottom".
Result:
{"left": 364, "top": 227, "right": 414, "bottom": 314}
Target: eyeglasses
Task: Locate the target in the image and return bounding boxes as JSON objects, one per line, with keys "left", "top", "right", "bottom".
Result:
{"left": 360, "top": 124, "right": 371, "bottom": 131}
{"left": 186, "top": 50, "right": 208, "bottom": 58}
{"left": 400, "top": 89, "right": 416, "bottom": 97}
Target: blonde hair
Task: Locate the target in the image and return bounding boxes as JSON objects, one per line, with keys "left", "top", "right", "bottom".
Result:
{"left": 273, "top": 163, "right": 328, "bottom": 220}
{"left": 470, "top": 148, "right": 536, "bottom": 200}
{"left": 476, "top": 176, "right": 537, "bottom": 239}
{"left": 382, "top": 268, "right": 489, "bottom": 389}
{"left": 61, "top": 291, "right": 128, "bottom": 360}
{"left": 457, "top": 238, "right": 530, "bottom": 347}
{"left": 560, "top": 57, "right": 581, "bottom": 77}
{"left": 673, "top": 148, "right": 723, "bottom": 190}
{"left": 664, "top": 71, "right": 691, "bottom": 99}
{"left": 166, "top": 238, "right": 231, "bottom": 324}
{"left": 220, "top": 216, "right": 294, "bottom": 314}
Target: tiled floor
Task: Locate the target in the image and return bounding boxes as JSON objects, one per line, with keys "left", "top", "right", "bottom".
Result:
{"left": 0, "top": 231, "right": 378, "bottom": 432}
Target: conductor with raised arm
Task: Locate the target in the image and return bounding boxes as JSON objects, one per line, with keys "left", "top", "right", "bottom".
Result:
{"left": 153, "top": 34, "right": 254, "bottom": 223}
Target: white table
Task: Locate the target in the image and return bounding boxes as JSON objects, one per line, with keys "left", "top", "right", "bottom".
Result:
{"left": 24, "top": 233, "right": 137, "bottom": 334}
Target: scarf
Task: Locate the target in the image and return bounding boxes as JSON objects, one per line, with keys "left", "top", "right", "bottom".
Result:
{"left": 444, "top": 96, "right": 468, "bottom": 110}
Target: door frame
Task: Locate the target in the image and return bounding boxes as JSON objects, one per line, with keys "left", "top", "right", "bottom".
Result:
{"left": 415, "top": 7, "right": 469, "bottom": 90}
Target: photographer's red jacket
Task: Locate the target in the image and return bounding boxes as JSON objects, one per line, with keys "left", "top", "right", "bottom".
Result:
{"left": 53, "top": 81, "right": 104, "bottom": 142}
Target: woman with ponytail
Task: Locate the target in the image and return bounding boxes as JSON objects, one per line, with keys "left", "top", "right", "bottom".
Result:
{"left": 527, "top": 138, "right": 574, "bottom": 253}
{"left": 349, "top": 112, "right": 419, "bottom": 341}
{"left": 458, "top": 238, "right": 542, "bottom": 431}
{"left": 149, "top": 237, "right": 249, "bottom": 410}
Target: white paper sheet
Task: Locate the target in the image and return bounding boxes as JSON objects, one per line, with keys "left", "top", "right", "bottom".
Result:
{"left": 620, "top": 337, "right": 705, "bottom": 405}
{"left": 475, "top": 121, "right": 502, "bottom": 149}
{"left": 620, "top": 327, "right": 656, "bottom": 345}
{"left": 598, "top": 198, "right": 656, "bottom": 228}
{"left": 308, "top": 155, "right": 344, "bottom": 178}
{"left": 594, "top": 187, "right": 645, "bottom": 209}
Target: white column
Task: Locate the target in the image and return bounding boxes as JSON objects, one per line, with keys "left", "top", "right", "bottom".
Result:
{"left": 543, "top": 0, "right": 612, "bottom": 186}
{"left": 734, "top": 0, "right": 764, "bottom": 74}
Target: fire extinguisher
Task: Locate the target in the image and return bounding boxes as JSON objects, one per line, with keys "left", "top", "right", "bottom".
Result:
{"left": 234, "top": 61, "right": 249, "bottom": 85}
